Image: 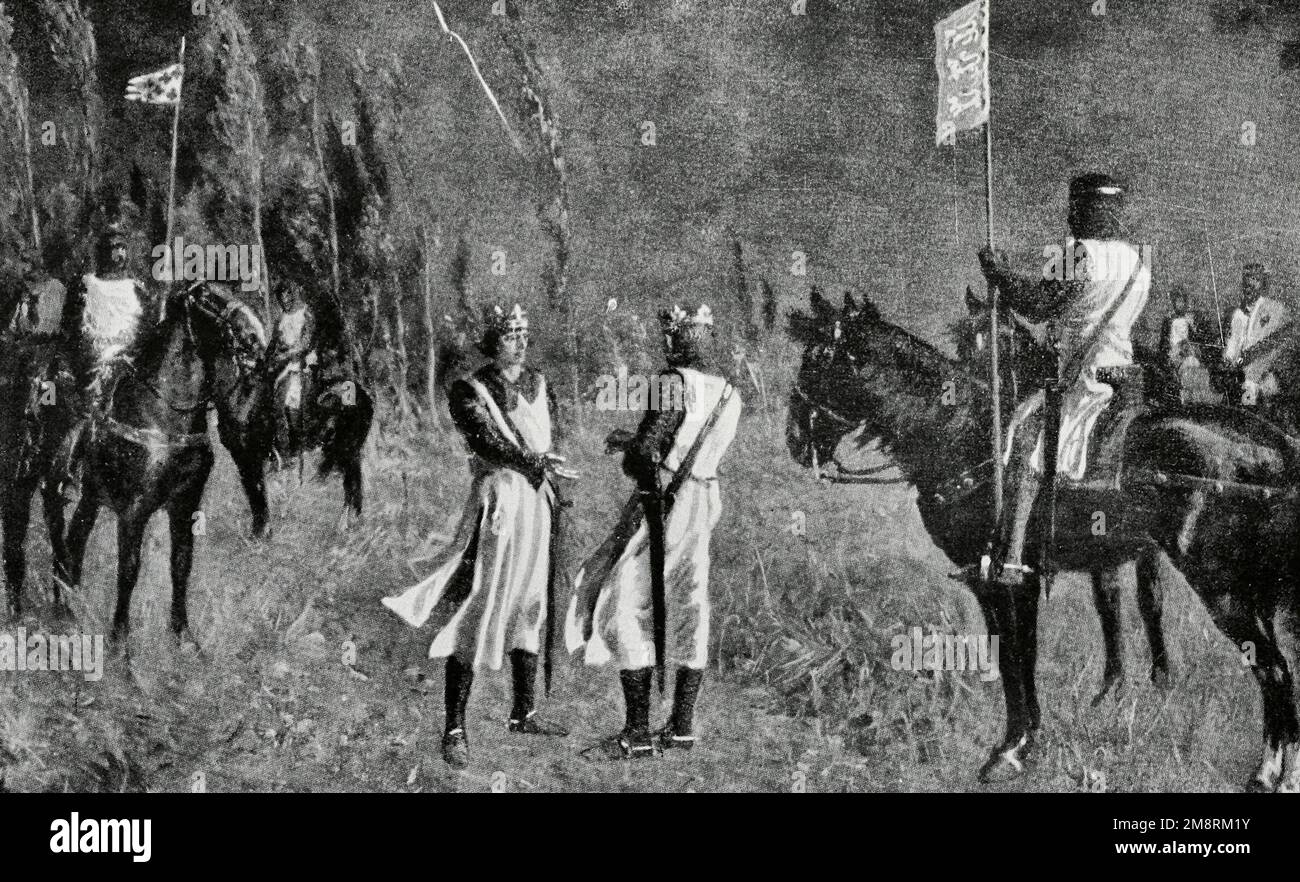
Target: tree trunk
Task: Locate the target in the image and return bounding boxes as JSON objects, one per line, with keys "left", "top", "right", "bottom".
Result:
{"left": 419, "top": 224, "right": 442, "bottom": 429}
{"left": 390, "top": 277, "right": 413, "bottom": 425}
{"left": 17, "top": 88, "right": 39, "bottom": 255}
{"left": 312, "top": 95, "right": 349, "bottom": 352}
{"left": 247, "top": 118, "right": 270, "bottom": 322}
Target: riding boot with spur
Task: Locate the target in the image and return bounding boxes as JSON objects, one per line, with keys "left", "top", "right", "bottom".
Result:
{"left": 507, "top": 649, "right": 568, "bottom": 736}
{"left": 441, "top": 655, "right": 474, "bottom": 769}
{"left": 586, "top": 668, "right": 656, "bottom": 761}
{"left": 990, "top": 467, "right": 1041, "bottom": 587}
{"left": 654, "top": 667, "right": 703, "bottom": 752}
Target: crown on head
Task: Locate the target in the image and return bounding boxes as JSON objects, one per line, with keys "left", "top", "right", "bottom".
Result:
{"left": 488, "top": 303, "right": 529, "bottom": 335}
{"left": 660, "top": 303, "right": 714, "bottom": 334}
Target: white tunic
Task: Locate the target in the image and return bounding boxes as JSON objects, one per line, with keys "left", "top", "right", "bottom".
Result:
{"left": 1222, "top": 296, "right": 1292, "bottom": 404}
{"left": 382, "top": 376, "right": 554, "bottom": 669}
{"left": 1223, "top": 297, "right": 1290, "bottom": 366}
{"left": 82, "top": 275, "right": 143, "bottom": 366}
{"left": 1004, "top": 239, "right": 1151, "bottom": 480}
{"left": 566, "top": 368, "right": 742, "bottom": 670}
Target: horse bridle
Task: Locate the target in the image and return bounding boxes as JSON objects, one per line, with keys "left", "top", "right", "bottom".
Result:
{"left": 122, "top": 290, "right": 218, "bottom": 416}
{"left": 790, "top": 326, "right": 906, "bottom": 484}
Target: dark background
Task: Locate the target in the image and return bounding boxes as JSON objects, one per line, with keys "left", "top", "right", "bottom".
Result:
{"left": 11, "top": 0, "right": 1300, "bottom": 348}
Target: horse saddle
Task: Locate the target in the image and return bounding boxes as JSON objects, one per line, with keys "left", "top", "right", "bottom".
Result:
{"left": 1038, "top": 366, "right": 1156, "bottom": 553}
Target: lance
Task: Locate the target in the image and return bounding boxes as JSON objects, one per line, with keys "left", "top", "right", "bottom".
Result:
{"left": 982, "top": 1, "right": 1005, "bottom": 526}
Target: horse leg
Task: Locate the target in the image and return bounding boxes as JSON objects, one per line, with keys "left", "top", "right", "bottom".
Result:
{"left": 166, "top": 503, "right": 198, "bottom": 646}
{"left": 1185, "top": 579, "right": 1294, "bottom": 791}
{"left": 1134, "top": 548, "right": 1171, "bottom": 690}
{"left": 233, "top": 447, "right": 269, "bottom": 540}
{"left": 1015, "top": 578, "right": 1042, "bottom": 739}
{"left": 342, "top": 454, "right": 363, "bottom": 525}
{"left": 40, "top": 481, "right": 72, "bottom": 619}
{"left": 974, "top": 582, "right": 1033, "bottom": 783}
{"left": 2, "top": 482, "right": 33, "bottom": 621}
{"left": 110, "top": 511, "right": 148, "bottom": 650}
{"left": 1090, "top": 568, "right": 1126, "bottom": 705}
{"left": 62, "top": 490, "right": 100, "bottom": 590}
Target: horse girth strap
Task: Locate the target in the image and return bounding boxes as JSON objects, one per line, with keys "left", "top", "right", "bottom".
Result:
{"left": 97, "top": 415, "right": 209, "bottom": 450}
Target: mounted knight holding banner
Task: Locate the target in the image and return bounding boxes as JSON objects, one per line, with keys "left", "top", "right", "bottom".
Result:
{"left": 976, "top": 172, "right": 1152, "bottom": 587}
{"left": 567, "top": 302, "right": 743, "bottom": 760}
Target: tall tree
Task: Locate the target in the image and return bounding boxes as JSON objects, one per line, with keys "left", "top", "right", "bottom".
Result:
{"left": 0, "top": 2, "right": 39, "bottom": 257}
{"left": 275, "top": 38, "right": 343, "bottom": 323}
{"left": 39, "top": 0, "right": 101, "bottom": 220}
{"left": 498, "top": 8, "right": 577, "bottom": 408}
{"left": 202, "top": 0, "right": 270, "bottom": 319}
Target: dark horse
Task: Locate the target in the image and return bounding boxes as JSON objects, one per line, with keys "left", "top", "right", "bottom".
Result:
{"left": 0, "top": 278, "right": 78, "bottom": 619}
{"left": 202, "top": 284, "right": 273, "bottom": 540}
{"left": 950, "top": 287, "right": 1170, "bottom": 703}
{"left": 57, "top": 284, "right": 242, "bottom": 647}
{"left": 788, "top": 288, "right": 1300, "bottom": 791}
{"left": 268, "top": 348, "right": 374, "bottom": 526}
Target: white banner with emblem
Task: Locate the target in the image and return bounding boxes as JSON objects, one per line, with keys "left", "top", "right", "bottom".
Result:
{"left": 934, "top": 0, "right": 990, "bottom": 146}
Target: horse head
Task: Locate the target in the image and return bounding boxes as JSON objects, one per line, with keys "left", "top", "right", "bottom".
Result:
{"left": 184, "top": 282, "right": 267, "bottom": 392}
{"left": 787, "top": 286, "right": 962, "bottom": 473}
{"left": 786, "top": 287, "right": 889, "bottom": 470}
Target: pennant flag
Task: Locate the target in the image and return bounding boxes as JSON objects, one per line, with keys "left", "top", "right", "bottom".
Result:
{"left": 125, "top": 62, "right": 184, "bottom": 106}
{"left": 934, "top": 0, "right": 989, "bottom": 146}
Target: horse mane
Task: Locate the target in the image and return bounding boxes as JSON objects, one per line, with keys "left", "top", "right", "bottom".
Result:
{"left": 847, "top": 302, "right": 988, "bottom": 478}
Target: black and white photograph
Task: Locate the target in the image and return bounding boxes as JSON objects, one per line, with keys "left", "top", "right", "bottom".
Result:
{"left": 0, "top": 0, "right": 1296, "bottom": 863}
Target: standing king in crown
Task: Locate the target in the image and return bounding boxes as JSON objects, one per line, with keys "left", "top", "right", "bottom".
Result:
{"left": 567, "top": 303, "right": 743, "bottom": 760}
{"left": 383, "top": 303, "right": 577, "bottom": 769}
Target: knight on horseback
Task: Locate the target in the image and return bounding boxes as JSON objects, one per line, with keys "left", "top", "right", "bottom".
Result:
{"left": 977, "top": 173, "right": 1152, "bottom": 586}
{"left": 268, "top": 280, "right": 317, "bottom": 460}
{"left": 53, "top": 199, "right": 154, "bottom": 499}
{"left": 1222, "top": 262, "right": 1294, "bottom": 418}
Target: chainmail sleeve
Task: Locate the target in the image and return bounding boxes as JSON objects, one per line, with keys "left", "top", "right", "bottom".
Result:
{"left": 621, "top": 373, "right": 686, "bottom": 489}
{"left": 448, "top": 377, "right": 547, "bottom": 487}
{"left": 987, "top": 264, "right": 1084, "bottom": 324}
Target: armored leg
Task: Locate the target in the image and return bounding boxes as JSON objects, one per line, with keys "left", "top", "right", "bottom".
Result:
{"left": 507, "top": 649, "right": 567, "bottom": 736}
{"left": 655, "top": 667, "right": 704, "bottom": 751}
{"left": 585, "top": 667, "right": 656, "bottom": 761}
{"left": 441, "top": 655, "right": 474, "bottom": 769}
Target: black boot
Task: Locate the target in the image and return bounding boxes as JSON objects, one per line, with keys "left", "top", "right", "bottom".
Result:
{"left": 655, "top": 667, "right": 703, "bottom": 751}
{"left": 441, "top": 656, "right": 474, "bottom": 769}
{"left": 507, "top": 649, "right": 567, "bottom": 736}
{"left": 584, "top": 668, "right": 656, "bottom": 761}
{"left": 988, "top": 464, "right": 1040, "bottom": 587}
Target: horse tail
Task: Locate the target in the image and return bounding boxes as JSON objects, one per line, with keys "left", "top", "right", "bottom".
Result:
{"left": 316, "top": 383, "right": 374, "bottom": 480}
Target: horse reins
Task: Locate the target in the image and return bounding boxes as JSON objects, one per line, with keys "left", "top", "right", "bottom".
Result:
{"left": 789, "top": 382, "right": 906, "bottom": 485}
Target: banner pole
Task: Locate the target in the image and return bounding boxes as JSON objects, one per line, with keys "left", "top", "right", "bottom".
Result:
{"left": 983, "top": 1, "right": 1003, "bottom": 524}
{"left": 163, "top": 36, "right": 185, "bottom": 299}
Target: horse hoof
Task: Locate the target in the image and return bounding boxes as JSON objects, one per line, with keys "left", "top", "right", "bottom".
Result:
{"left": 173, "top": 628, "right": 201, "bottom": 655}
{"left": 1149, "top": 666, "right": 1172, "bottom": 692}
{"left": 1091, "top": 675, "right": 1125, "bottom": 708}
{"left": 978, "top": 735, "right": 1032, "bottom": 784}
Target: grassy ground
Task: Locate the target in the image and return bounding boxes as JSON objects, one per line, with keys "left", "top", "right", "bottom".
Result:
{"left": 0, "top": 348, "right": 1268, "bottom": 792}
